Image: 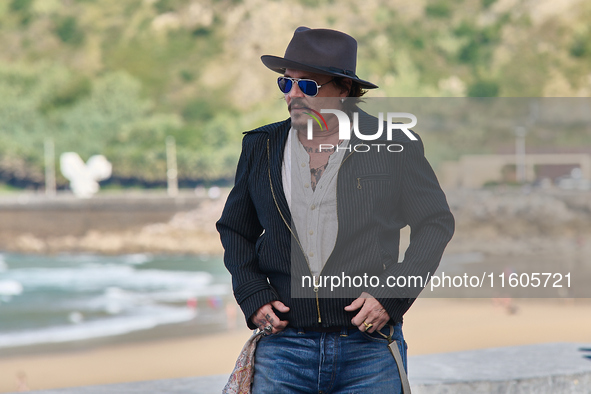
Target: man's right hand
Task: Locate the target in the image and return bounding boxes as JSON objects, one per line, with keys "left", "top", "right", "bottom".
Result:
{"left": 250, "top": 300, "right": 290, "bottom": 334}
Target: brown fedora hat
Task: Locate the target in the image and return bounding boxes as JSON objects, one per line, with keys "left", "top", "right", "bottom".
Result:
{"left": 261, "top": 26, "right": 378, "bottom": 89}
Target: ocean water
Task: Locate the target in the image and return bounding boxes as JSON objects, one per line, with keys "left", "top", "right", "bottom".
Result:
{"left": 0, "top": 250, "right": 524, "bottom": 351}
{"left": 0, "top": 252, "right": 232, "bottom": 350}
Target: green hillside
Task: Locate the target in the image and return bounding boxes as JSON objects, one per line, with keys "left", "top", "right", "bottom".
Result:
{"left": 1, "top": 0, "right": 590, "bottom": 188}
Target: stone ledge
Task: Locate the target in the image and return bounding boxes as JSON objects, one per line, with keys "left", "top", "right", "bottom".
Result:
{"left": 409, "top": 342, "right": 591, "bottom": 393}
{"left": 16, "top": 342, "right": 591, "bottom": 394}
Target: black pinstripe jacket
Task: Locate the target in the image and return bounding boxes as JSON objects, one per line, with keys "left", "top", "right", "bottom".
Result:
{"left": 216, "top": 110, "right": 454, "bottom": 329}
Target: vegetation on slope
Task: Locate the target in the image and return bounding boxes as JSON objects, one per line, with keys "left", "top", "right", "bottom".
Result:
{"left": 0, "top": 0, "right": 590, "bottom": 188}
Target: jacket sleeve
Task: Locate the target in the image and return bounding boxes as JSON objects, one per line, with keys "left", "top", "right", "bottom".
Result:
{"left": 371, "top": 134, "right": 455, "bottom": 322}
{"left": 216, "top": 136, "right": 278, "bottom": 329}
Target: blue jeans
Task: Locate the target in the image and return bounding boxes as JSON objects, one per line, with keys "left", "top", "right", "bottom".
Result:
{"left": 252, "top": 323, "right": 407, "bottom": 393}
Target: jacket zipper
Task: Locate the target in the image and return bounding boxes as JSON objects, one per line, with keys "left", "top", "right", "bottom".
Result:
{"left": 267, "top": 139, "right": 323, "bottom": 323}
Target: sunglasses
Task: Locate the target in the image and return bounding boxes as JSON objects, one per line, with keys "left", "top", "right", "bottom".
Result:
{"left": 277, "top": 76, "right": 335, "bottom": 97}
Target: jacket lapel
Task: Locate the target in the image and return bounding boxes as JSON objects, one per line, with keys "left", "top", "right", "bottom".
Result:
{"left": 267, "top": 119, "right": 293, "bottom": 227}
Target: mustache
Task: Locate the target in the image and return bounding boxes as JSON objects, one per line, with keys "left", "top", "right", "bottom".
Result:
{"left": 288, "top": 98, "right": 307, "bottom": 112}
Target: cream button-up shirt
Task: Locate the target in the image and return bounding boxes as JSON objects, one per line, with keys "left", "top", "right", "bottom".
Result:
{"left": 282, "top": 128, "right": 349, "bottom": 278}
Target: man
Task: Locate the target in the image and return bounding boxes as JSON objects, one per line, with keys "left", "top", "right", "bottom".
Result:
{"left": 217, "top": 27, "right": 454, "bottom": 393}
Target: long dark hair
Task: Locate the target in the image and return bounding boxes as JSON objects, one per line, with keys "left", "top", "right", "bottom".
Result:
{"left": 333, "top": 77, "right": 367, "bottom": 115}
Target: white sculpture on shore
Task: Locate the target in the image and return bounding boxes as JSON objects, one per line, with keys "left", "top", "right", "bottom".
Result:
{"left": 60, "top": 153, "right": 112, "bottom": 198}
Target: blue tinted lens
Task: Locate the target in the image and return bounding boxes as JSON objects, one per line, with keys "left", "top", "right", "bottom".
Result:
{"left": 298, "top": 80, "right": 318, "bottom": 96}
{"left": 278, "top": 77, "right": 292, "bottom": 93}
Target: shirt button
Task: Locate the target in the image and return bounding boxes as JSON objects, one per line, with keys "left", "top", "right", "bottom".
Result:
{"left": 304, "top": 183, "right": 310, "bottom": 188}
{"left": 308, "top": 252, "right": 314, "bottom": 257}
{"left": 310, "top": 204, "right": 316, "bottom": 210}
{"left": 309, "top": 230, "right": 314, "bottom": 235}
{"left": 301, "top": 163, "right": 306, "bottom": 167}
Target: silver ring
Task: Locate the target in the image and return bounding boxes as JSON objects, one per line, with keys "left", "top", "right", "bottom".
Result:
{"left": 264, "top": 325, "right": 273, "bottom": 333}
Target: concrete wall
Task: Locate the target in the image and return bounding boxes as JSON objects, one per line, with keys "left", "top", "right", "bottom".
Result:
{"left": 440, "top": 154, "right": 591, "bottom": 189}
{"left": 0, "top": 192, "right": 203, "bottom": 237}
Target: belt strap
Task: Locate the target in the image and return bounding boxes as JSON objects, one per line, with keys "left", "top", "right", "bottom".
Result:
{"left": 381, "top": 325, "right": 412, "bottom": 394}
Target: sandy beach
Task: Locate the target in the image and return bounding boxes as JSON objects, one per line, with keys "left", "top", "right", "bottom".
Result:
{"left": 1, "top": 298, "right": 590, "bottom": 393}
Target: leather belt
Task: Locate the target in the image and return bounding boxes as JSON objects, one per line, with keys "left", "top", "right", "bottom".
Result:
{"left": 298, "top": 326, "right": 357, "bottom": 333}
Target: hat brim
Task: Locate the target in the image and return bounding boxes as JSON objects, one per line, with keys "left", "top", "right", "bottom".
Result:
{"left": 261, "top": 55, "right": 378, "bottom": 89}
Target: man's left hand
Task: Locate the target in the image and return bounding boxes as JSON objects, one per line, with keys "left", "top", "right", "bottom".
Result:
{"left": 344, "top": 292, "right": 390, "bottom": 333}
